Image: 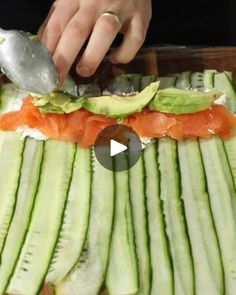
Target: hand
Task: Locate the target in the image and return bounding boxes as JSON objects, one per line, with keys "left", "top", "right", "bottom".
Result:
{"left": 38, "top": 0, "right": 152, "bottom": 85}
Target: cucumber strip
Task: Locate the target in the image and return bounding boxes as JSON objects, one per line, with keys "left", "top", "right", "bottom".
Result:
{"left": 175, "top": 71, "right": 191, "bottom": 89}
{"left": 199, "top": 136, "right": 236, "bottom": 294}
{"left": 156, "top": 77, "right": 177, "bottom": 89}
{"left": 61, "top": 75, "right": 77, "bottom": 96}
{"left": 158, "top": 137, "right": 194, "bottom": 295}
{"left": 0, "top": 83, "right": 28, "bottom": 114}
{"left": 77, "top": 84, "right": 102, "bottom": 97}
{"left": 203, "top": 70, "right": 217, "bottom": 89}
{"left": 46, "top": 145, "right": 92, "bottom": 284}
{"left": 141, "top": 75, "right": 157, "bottom": 90}
{"left": 56, "top": 151, "right": 114, "bottom": 295}
{"left": 0, "top": 131, "right": 24, "bottom": 254}
{"left": 224, "top": 131, "right": 236, "bottom": 186}
{"left": 7, "top": 140, "right": 76, "bottom": 295}
{"left": 178, "top": 140, "right": 224, "bottom": 295}
{"left": 128, "top": 156, "right": 151, "bottom": 295}
{"left": 106, "top": 75, "right": 134, "bottom": 94}
{"left": 106, "top": 157, "right": 138, "bottom": 295}
{"left": 224, "top": 71, "right": 233, "bottom": 82}
{"left": 0, "top": 139, "right": 44, "bottom": 294}
{"left": 214, "top": 72, "right": 236, "bottom": 113}
{"left": 109, "top": 74, "right": 142, "bottom": 93}
{"left": 123, "top": 74, "right": 142, "bottom": 91}
{"left": 191, "top": 72, "right": 205, "bottom": 90}
{"left": 143, "top": 143, "right": 173, "bottom": 295}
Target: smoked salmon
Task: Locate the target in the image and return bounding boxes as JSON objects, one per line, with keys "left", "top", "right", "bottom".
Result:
{"left": 0, "top": 96, "right": 235, "bottom": 147}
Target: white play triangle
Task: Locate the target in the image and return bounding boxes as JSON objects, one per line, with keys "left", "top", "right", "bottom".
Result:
{"left": 110, "top": 139, "right": 127, "bottom": 157}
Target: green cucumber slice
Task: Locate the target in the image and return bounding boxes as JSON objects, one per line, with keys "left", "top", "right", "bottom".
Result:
{"left": 191, "top": 72, "right": 204, "bottom": 91}
{"left": 108, "top": 74, "right": 142, "bottom": 93}
{"left": 128, "top": 156, "right": 151, "bottom": 295}
{"left": 61, "top": 75, "right": 77, "bottom": 96}
{"left": 156, "top": 77, "right": 177, "bottom": 89}
{"left": 203, "top": 70, "right": 217, "bottom": 89}
{"left": 0, "top": 131, "right": 24, "bottom": 255}
{"left": 56, "top": 151, "right": 114, "bottom": 295}
{"left": 175, "top": 71, "right": 191, "bottom": 89}
{"left": 158, "top": 137, "right": 194, "bottom": 295}
{"left": 46, "top": 145, "right": 92, "bottom": 284}
{"left": 178, "top": 140, "right": 224, "bottom": 294}
{"left": 7, "top": 140, "right": 76, "bottom": 295}
{"left": 0, "top": 138, "right": 44, "bottom": 294}
{"left": 123, "top": 74, "right": 142, "bottom": 92}
{"left": 224, "top": 130, "right": 236, "bottom": 186}
{"left": 199, "top": 136, "right": 236, "bottom": 294}
{"left": 106, "top": 75, "right": 135, "bottom": 94}
{"left": 143, "top": 143, "right": 173, "bottom": 295}
{"left": 141, "top": 75, "right": 157, "bottom": 90}
{"left": 224, "top": 71, "right": 233, "bottom": 82}
{"left": 214, "top": 72, "right": 236, "bottom": 113}
{"left": 106, "top": 157, "right": 138, "bottom": 295}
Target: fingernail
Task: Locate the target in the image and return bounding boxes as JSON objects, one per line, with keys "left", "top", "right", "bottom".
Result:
{"left": 77, "top": 66, "right": 91, "bottom": 77}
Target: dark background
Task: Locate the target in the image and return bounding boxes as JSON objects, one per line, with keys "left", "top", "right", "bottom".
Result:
{"left": 147, "top": 0, "right": 236, "bottom": 46}
{"left": 1, "top": 0, "right": 236, "bottom": 46}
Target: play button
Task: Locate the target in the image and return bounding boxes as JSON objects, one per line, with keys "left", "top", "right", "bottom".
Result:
{"left": 94, "top": 124, "right": 142, "bottom": 172}
{"left": 110, "top": 139, "right": 127, "bottom": 157}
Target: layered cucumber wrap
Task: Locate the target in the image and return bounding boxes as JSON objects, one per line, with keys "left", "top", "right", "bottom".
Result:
{"left": 0, "top": 71, "right": 235, "bottom": 295}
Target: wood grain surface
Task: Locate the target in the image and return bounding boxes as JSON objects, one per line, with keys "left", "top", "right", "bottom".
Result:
{"left": 157, "top": 46, "right": 236, "bottom": 81}
{"left": 72, "top": 46, "right": 236, "bottom": 85}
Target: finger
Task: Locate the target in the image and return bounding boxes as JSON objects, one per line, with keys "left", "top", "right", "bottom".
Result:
{"left": 110, "top": 16, "right": 147, "bottom": 64}
{"left": 37, "top": 0, "right": 58, "bottom": 37}
{"left": 53, "top": 9, "right": 95, "bottom": 84}
{"left": 40, "top": 0, "right": 80, "bottom": 54}
{"left": 76, "top": 13, "right": 122, "bottom": 77}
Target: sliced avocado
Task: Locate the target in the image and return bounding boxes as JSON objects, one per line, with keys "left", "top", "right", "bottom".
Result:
{"left": 33, "top": 92, "right": 84, "bottom": 114}
{"left": 29, "top": 35, "right": 39, "bottom": 41}
{"left": 33, "top": 94, "right": 50, "bottom": 107}
{"left": 50, "top": 93, "right": 71, "bottom": 107}
{"left": 83, "top": 81, "right": 160, "bottom": 118}
{"left": 61, "top": 99, "right": 85, "bottom": 113}
{"left": 37, "top": 102, "right": 65, "bottom": 114}
{"left": 148, "top": 88, "right": 223, "bottom": 114}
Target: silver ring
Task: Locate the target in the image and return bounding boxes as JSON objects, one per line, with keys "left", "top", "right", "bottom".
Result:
{"left": 100, "top": 11, "right": 121, "bottom": 25}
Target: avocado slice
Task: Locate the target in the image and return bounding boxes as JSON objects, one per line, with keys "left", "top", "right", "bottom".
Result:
{"left": 83, "top": 81, "right": 160, "bottom": 118}
{"left": 33, "top": 92, "right": 85, "bottom": 114}
{"left": 148, "top": 88, "right": 223, "bottom": 114}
